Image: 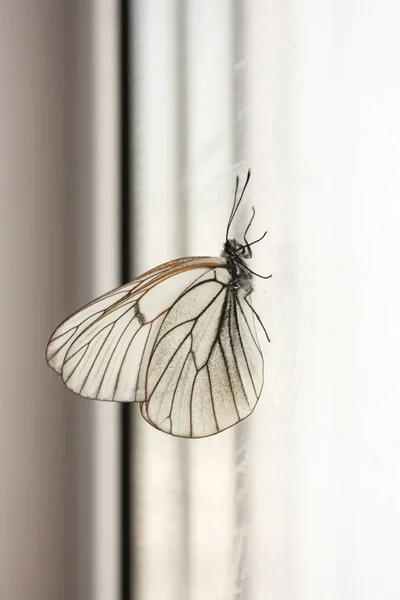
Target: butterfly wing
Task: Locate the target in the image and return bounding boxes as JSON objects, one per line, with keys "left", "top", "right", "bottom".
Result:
{"left": 140, "top": 267, "right": 264, "bottom": 438}
{"left": 46, "top": 257, "right": 224, "bottom": 401}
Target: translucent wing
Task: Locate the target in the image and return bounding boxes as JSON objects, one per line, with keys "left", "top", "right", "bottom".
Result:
{"left": 46, "top": 257, "right": 224, "bottom": 401}
{"left": 140, "top": 267, "right": 264, "bottom": 438}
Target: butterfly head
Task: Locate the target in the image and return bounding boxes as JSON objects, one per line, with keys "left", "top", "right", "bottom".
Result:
{"left": 226, "top": 238, "right": 253, "bottom": 259}
{"left": 222, "top": 170, "right": 271, "bottom": 289}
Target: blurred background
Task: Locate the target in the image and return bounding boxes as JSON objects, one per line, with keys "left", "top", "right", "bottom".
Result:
{"left": 2, "top": 1, "right": 400, "bottom": 599}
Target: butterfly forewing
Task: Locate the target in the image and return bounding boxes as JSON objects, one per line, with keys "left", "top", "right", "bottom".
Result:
{"left": 46, "top": 258, "right": 198, "bottom": 374}
{"left": 46, "top": 257, "right": 224, "bottom": 402}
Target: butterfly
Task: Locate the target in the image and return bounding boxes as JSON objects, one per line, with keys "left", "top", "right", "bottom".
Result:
{"left": 46, "top": 170, "right": 271, "bottom": 438}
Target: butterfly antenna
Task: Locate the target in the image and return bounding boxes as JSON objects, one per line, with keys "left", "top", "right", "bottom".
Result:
{"left": 243, "top": 206, "right": 256, "bottom": 248}
{"left": 226, "top": 175, "right": 240, "bottom": 242}
{"left": 243, "top": 206, "right": 256, "bottom": 257}
{"left": 226, "top": 168, "right": 251, "bottom": 242}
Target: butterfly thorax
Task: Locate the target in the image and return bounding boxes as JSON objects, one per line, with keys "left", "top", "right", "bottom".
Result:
{"left": 222, "top": 239, "right": 253, "bottom": 293}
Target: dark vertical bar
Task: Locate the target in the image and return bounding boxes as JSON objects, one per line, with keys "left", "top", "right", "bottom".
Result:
{"left": 120, "top": 1, "right": 133, "bottom": 599}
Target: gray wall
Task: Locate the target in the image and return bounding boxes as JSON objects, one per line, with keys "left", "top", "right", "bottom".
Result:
{"left": 0, "top": 2, "right": 75, "bottom": 599}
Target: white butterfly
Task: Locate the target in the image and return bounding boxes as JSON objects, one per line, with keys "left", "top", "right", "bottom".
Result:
{"left": 46, "top": 171, "right": 271, "bottom": 438}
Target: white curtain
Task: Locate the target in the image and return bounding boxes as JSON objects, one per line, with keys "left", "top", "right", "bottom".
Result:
{"left": 133, "top": 1, "right": 400, "bottom": 599}
{"left": 2, "top": 1, "right": 400, "bottom": 600}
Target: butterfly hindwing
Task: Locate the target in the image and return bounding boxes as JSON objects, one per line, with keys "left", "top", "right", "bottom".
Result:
{"left": 140, "top": 268, "right": 264, "bottom": 438}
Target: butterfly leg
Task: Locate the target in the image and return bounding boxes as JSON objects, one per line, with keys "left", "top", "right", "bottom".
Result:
{"left": 243, "top": 207, "right": 256, "bottom": 256}
{"left": 244, "top": 292, "right": 271, "bottom": 342}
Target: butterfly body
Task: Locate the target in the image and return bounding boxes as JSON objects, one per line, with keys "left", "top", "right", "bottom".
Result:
{"left": 46, "top": 171, "right": 270, "bottom": 438}
{"left": 222, "top": 238, "right": 253, "bottom": 293}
